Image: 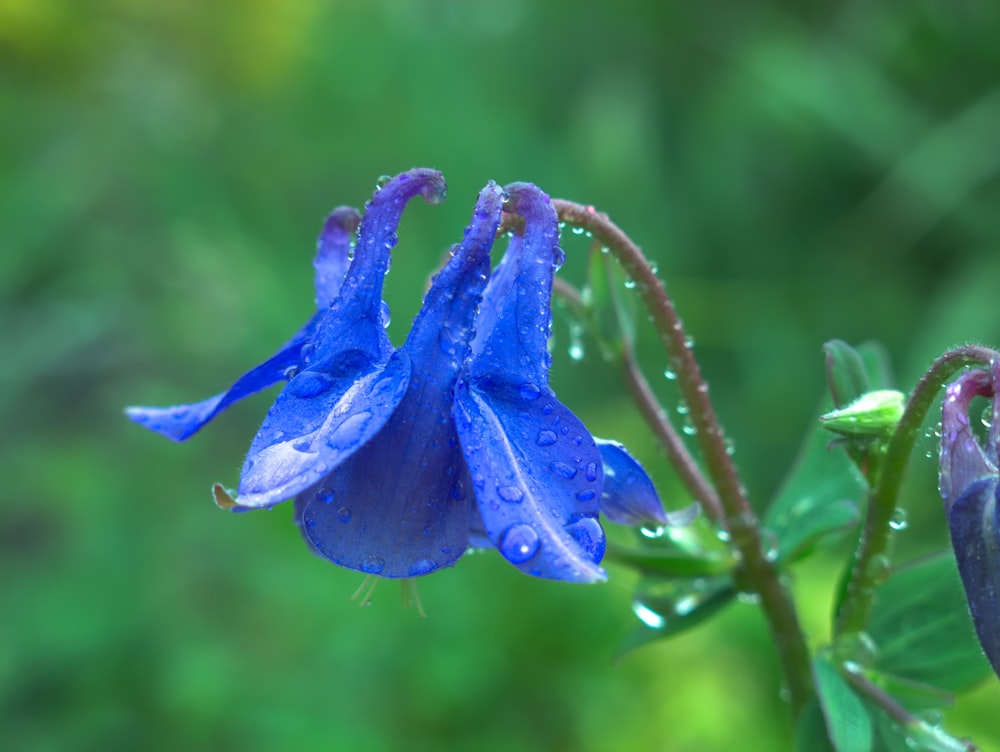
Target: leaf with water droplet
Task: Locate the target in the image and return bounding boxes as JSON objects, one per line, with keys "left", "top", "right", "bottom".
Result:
{"left": 812, "top": 656, "right": 873, "bottom": 752}
{"left": 616, "top": 575, "right": 736, "bottom": 657}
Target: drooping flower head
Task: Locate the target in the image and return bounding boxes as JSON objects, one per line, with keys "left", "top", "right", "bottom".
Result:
{"left": 127, "top": 169, "right": 672, "bottom": 584}
{"left": 939, "top": 361, "right": 1000, "bottom": 676}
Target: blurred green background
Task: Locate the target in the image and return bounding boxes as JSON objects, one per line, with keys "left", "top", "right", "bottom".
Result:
{"left": 4, "top": 0, "right": 1000, "bottom": 749}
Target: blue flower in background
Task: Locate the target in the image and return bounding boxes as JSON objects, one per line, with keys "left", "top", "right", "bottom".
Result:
{"left": 128, "top": 169, "right": 669, "bottom": 583}
{"left": 939, "top": 361, "right": 1000, "bottom": 677}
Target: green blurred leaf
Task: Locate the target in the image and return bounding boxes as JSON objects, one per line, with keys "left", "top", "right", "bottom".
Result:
{"left": 765, "top": 400, "right": 865, "bottom": 564}
{"left": 825, "top": 340, "right": 874, "bottom": 409}
{"left": 814, "top": 657, "right": 874, "bottom": 752}
{"left": 584, "top": 245, "right": 636, "bottom": 352}
{"left": 868, "top": 553, "right": 990, "bottom": 693}
{"left": 796, "top": 699, "right": 838, "bottom": 752}
{"left": 616, "top": 576, "right": 736, "bottom": 658}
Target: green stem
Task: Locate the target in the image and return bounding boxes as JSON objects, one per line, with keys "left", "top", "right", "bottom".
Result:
{"left": 835, "top": 345, "right": 1000, "bottom": 636}
{"left": 551, "top": 200, "right": 814, "bottom": 717}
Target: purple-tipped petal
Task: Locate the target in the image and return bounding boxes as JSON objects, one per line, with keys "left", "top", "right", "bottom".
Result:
{"left": 940, "top": 362, "right": 1000, "bottom": 677}
{"left": 125, "top": 313, "right": 321, "bottom": 442}
{"left": 314, "top": 206, "right": 361, "bottom": 308}
{"left": 939, "top": 369, "right": 995, "bottom": 503}
{"left": 457, "top": 182, "right": 606, "bottom": 583}
{"left": 298, "top": 184, "right": 504, "bottom": 576}
{"left": 238, "top": 170, "right": 448, "bottom": 508}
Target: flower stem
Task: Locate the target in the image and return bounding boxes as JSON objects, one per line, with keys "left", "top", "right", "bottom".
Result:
{"left": 552, "top": 272, "right": 723, "bottom": 521}
{"left": 834, "top": 345, "right": 1000, "bottom": 636}
{"left": 551, "top": 200, "right": 813, "bottom": 716}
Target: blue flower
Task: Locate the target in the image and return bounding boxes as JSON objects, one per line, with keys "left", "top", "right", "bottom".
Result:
{"left": 939, "top": 362, "right": 1000, "bottom": 676}
{"left": 128, "top": 169, "right": 669, "bottom": 583}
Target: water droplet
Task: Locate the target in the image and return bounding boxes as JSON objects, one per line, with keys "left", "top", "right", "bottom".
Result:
{"left": 408, "top": 558, "right": 437, "bottom": 576}
{"left": 682, "top": 423, "right": 697, "bottom": 436}
{"left": 450, "top": 479, "right": 467, "bottom": 500}
{"left": 374, "top": 174, "right": 392, "bottom": 191}
{"left": 361, "top": 556, "right": 386, "bottom": 574}
{"left": 981, "top": 405, "right": 992, "bottom": 429}
{"left": 663, "top": 369, "right": 677, "bottom": 380}
{"left": 289, "top": 371, "right": 333, "bottom": 398}
{"left": 716, "top": 529, "right": 732, "bottom": 543}
{"left": 568, "top": 341, "right": 585, "bottom": 361}
{"left": 676, "top": 402, "right": 689, "bottom": 416}
{"left": 498, "top": 485, "right": 524, "bottom": 503}
{"left": 380, "top": 300, "right": 391, "bottom": 328}
{"left": 640, "top": 525, "right": 666, "bottom": 539}
{"left": 866, "top": 554, "right": 892, "bottom": 585}
{"left": 760, "top": 529, "right": 779, "bottom": 562}
{"left": 299, "top": 343, "right": 315, "bottom": 365}
{"left": 724, "top": 437, "right": 736, "bottom": 456}
{"left": 889, "top": 508, "right": 908, "bottom": 531}
{"left": 541, "top": 404, "right": 554, "bottom": 416}
{"left": 585, "top": 462, "right": 598, "bottom": 482}
{"left": 571, "top": 225, "right": 586, "bottom": 236}
{"left": 684, "top": 335, "right": 695, "bottom": 348}
{"left": 499, "top": 524, "right": 540, "bottom": 563}
{"left": 316, "top": 487, "right": 335, "bottom": 504}
{"left": 632, "top": 601, "right": 667, "bottom": 628}
{"left": 336, "top": 506, "right": 352, "bottom": 523}
{"left": 564, "top": 514, "right": 603, "bottom": 558}
{"left": 282, "top": 365, "right": 299, "bottom": 380}
{"left": 576, "top": 489, "right": 596, "bottom": 502}
{"left": 624, "top": 278, "right": 636, "bottom": 289}
{"left": 536, "top": 430, "right": 557, "bottom": 446}
{"left": 518, "top": 383, "right": 541, "bottom": 401}
{"left": 549, "top": 461, "right": 577, "bottom": 479}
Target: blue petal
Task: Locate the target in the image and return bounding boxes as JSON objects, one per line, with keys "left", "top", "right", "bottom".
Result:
{"left": 596, "top": 439, "right": 670, "bottom": 526}
{"left": 454, "top": 381, "right": 606, "bottom": 581}
{"left": 456, "top": 182, "right": 606, "bottom": 583}
{"left": 947, "top": 478, "right": 1000, "bottom": 677}
{"left": 125, "top": 206, "right": 364, "bottom": 442}
{"left": 125, "top": 312, "right": 320, "bottom": 442}
{"left": 237, "top": 169, "right": 448, "bottom": 508}
{"left": 314, "top": 206, "right": 361, "bottom": 308}
{"left": 298, "top": 183, "right": 504, "bottom": 576}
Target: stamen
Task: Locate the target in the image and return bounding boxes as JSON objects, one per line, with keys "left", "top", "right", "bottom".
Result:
{"left": 400, "top": 579, "right": 427, "bottom": 618}
{"left": 350, "top": 574, "right": 379, "bottom": 607}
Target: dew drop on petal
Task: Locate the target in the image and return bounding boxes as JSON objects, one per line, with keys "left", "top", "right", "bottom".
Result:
{"left": 564, "top": 514, "right": 603, "bottom": 558}
{"left": 450, "top": 479, "right": 467, "bottom": 500}
{"left": 289, "top": 372, "right": 333, "bottom": 398}
{"left": 316, "top": 487, "right": 335, "bottom": 504}
{"left": 499, "top": 524, "right": 540, "bottom": 564}
{"left": 498, "top": 485, "right": 524, "bottom": 503}
{"left": 576, "top": 490, "right": 596, "bottom": 502}
{"left": 518, "top": 383, "right": 541, "bottom": 401}
{"left": 408, "top": 558, "right": 437, "bottom": 576}
{"left": 336, "top": 506, "right": 352, "bottom": 523}
{"left": 549, "top": 461, "right": 577, "bottom": 479}
{"left": 361, "top": 556, "right": 386, "bottom": 574}
{"left": 537, "top": 430, "right": 557, "bottom": 446}
{"left": 585, "top": 462, "right": 598, "bottom": 482}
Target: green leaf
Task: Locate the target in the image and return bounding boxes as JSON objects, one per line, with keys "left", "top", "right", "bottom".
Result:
{"left": 796, "top": 699, "right": 838, "bottom": 752}
{"left": 764, "top": 399, "right": 865, "bottom": 564}
{"left": 825, "top": 339, "right": 874, "bottom": 408}
{"left": 814, "top": 657, "right": 874, "bottom": 752}
{"left": 616, "top": 576, "right": 736, "bottom": 658}
{"left": 868, "top": 553, "right": 991, "bottom": 693}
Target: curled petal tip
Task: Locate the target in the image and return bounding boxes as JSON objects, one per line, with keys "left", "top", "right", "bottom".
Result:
{"left": 322, "top": 206, "right": 361, "bottom": 235}
{"left": 501, "top": 182, "right": 552, "bottom": 221}
{"left": 392, "top": 167, "right": 447, "bottom": 205}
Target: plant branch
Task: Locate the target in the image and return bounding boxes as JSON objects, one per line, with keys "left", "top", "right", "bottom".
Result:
{"left": 835, "top": 345, "right": 1000, "bottom": 636}
{"left": 549, "top": 200, "right": 814, "bottom": 716}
